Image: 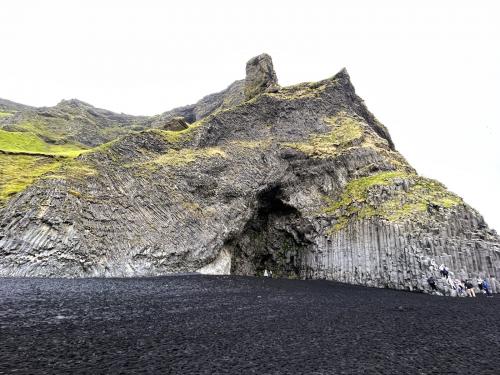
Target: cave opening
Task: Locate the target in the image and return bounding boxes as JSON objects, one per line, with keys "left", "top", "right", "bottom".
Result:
{"left": 228, "top": 185, "right": 312, "bottom": 278}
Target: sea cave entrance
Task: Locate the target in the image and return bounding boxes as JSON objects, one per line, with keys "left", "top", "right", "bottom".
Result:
{"left": 228, "top": 185, "right": 312, "bottom": 278}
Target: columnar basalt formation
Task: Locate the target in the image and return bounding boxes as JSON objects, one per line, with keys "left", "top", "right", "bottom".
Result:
{"left": 0, "top": 54, "right": 499, "bottom": 295}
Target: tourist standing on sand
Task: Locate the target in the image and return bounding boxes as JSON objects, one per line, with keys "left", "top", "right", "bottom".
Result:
{"left": 465, "top": 280, "right": 476, "bottom": 297}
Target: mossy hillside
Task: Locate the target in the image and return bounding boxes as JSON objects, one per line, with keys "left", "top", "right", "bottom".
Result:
{"left": 11, "top": 112, "right": 147, "bottom": 148}
{"left": 151, "top": 147, "right": 226, "bottom": 167}
{"left": 47, "top": 159, "right": 96, "bottom": 181}
{"left": 0, "top": 126, "right": 95, "bottom": 206}
{"left": 265, "top": 80, "right": 330, "bottom": 101}
{"left": 15, "top": 118, "right": 110, "bottom": 145}
{"left": 0, "top": 129, "right": 87, "bottom": 157}
{"left": 0, "top": 111, "right": 13, "bottom": 118}
{"left": 14, "top": 119, "right": 75, "bottom": 144}
{"left": 145, "top": 119, "right": 205, "bottom": 144}
{"left": 86, "top": 122, "right": 207, "bottom": 164}
{"left": 0, "top": 153, "right": 96, "bottom": 206}
{"left": 283, "top": 112, "right": 363, "bottom": 157}
{"left": 322, "top": 171, "right": 463, "bottom": 232}
{"left": 0, "top": 154, "right": 62, "bottom": 205}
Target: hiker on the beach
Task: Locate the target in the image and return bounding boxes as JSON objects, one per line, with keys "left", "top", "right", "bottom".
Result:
{"left": 264, "top": 269, "right": 269, "bottom": 277}
{"left": 427, "top": 276, "right": 437, "bottom": 291}
{"left": 482, "top": 279, "right": 493, "bottom": 297}
{"left": 269, "top": 270, "right": 273, "bottom": 278}
{"left": 465, "top": 280, "right": 476, "bottom": 297}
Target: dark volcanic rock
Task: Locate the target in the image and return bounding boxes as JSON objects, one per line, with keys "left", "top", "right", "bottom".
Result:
{"left": 162, "top": 116, "right": 189, "bottom": 131}
{"left": 0, "top": 55, "right": 498, "bottom": 296}
{"left": 152, "top": 79, "right": 245, "bottom": 125}
{"left": 244, "top": 53, "right": 280, "bottom": 99}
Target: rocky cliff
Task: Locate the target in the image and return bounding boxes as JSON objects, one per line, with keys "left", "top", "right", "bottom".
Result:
{"left": 0, "top": 54, "right": 499, "bottom": 294}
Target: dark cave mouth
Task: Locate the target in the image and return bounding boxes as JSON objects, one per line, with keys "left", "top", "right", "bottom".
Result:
{"left": 227, "top": 185, "right": 311, "bottom": 278}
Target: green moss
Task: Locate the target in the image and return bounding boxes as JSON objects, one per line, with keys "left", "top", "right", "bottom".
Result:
{"left": 0, "top": 154, "right": 62, "bottom": 205}
{"left": 68, "top": 189, "right": 82, "bottom": 198}
{"left": 151, "top": 147, "right": 226, "bottom": 167}
{"left": 381, "top": 177, "right": 462, "bottom": 222}
{"left": 0, "top": 151, "right": 97, "bottom": 206}
{"left": 265, "top": 81, "right": 330, "bottom": 100}
{"left": 52, "top": 160, "right": 96, "bottom": 180}
{"left": 0, "top": 111, "right": 13, "bottom": 118}
{"left": 284, "top": 112, "right": 363, "bottom": 157}
{"left": 322, "top": 171, "right": 463, "bottom": 233}
{"left": 322, "top": 171, "right": 407, "bottom": 214}
{"left": 146, "top": 120, "right": 205, "bottom": 144}
{"left": 15, "top": 120, "right": 73, "bottom": 144}
{"left": 0, "top": 129, "right": 87, "bottom": 157}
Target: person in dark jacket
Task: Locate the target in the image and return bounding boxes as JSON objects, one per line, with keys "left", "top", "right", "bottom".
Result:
{"left": 428, "top": 276, "right": 437, "bottom": 291}
{"left": 465, "top": 280, "right": 476, "bottom": 297}
{"left": 477, "top": 278, "right": 484, "bottom": 293}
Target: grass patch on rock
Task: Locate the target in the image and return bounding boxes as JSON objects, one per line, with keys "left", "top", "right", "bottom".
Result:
{"left": 152, "top": 147, "right": 226, "bottom": 167}
{"left": 0, "top": 129, "right": 87, "bottom": 157}
{"left": 265, "top": 81, "right": 329, "bottom": 100}
{"left": 322, "top": 171, "right": 463, "bottom": 233}
{"left": 0, "top": 154, "right": 62, "bottom": 205}
{"left": 283, "top": 112, "right": 363, "bottom": 157}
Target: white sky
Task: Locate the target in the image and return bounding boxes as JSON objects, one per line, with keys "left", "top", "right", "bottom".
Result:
{"left": 1, "top": 0, "right": 499, "bottom": 230}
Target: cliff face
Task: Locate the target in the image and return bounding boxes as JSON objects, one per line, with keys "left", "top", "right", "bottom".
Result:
{"left": 0, "top": 55, "right": 499, "bottom": 294}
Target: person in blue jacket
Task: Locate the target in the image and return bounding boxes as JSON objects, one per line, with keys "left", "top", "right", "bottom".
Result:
{"left": 482, "top": 279, "right": 493, "bottom": 297}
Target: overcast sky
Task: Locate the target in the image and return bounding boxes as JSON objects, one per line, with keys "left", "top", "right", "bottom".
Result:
{"left": 1, "top": 0, "right": 499, "bottom": 230}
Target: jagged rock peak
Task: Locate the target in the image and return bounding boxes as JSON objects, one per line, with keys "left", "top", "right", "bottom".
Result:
{"left": 244, "top": 53, "right": 280, "bottom": 99}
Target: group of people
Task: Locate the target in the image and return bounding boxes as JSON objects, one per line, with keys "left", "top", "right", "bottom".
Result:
{"left": 263, "top": 269, "right": 273, "bottom": 278}
{"left": 427, "top": 264, "right": 494, "bottom": 297}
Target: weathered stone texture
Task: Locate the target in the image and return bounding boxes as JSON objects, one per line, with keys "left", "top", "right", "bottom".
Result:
{"left": 244, "top": 53, "right": 280, "bottom": 99}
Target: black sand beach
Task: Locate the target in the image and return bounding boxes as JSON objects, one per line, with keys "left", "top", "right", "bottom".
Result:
{"left": 0, "top": 275, "right": 498, "bottom": 374}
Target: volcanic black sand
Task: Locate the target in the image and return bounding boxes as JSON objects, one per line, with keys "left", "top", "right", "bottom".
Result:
{"left": 0, "top": 276, "right": 498, "bottom": 374}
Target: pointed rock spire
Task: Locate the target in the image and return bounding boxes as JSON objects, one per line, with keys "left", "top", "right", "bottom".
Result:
{"left": 244, "top": 53, "right": 280, "bottom": 100}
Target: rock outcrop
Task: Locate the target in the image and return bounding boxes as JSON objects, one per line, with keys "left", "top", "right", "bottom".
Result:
{"left": 0, "top": 54, "right": 499, "bottom": 295}
{"left": 153, "top": 79, "right": 245, "bottom": 125}
{"left": 162, "top": 117, "right": 189, "bottom": 131}
{"left": 244, "top": 53, "right": 280, "bottom": 99}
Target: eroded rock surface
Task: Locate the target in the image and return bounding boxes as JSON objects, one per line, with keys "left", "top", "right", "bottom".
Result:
{"left": 0, "top": 55, "right": 498, "bottom": 295}
{"left": 244, "top": 53, "right": 280, "bottom": 99}
{"left": 162, "top": 117, "right": 189, "bottom": 131}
